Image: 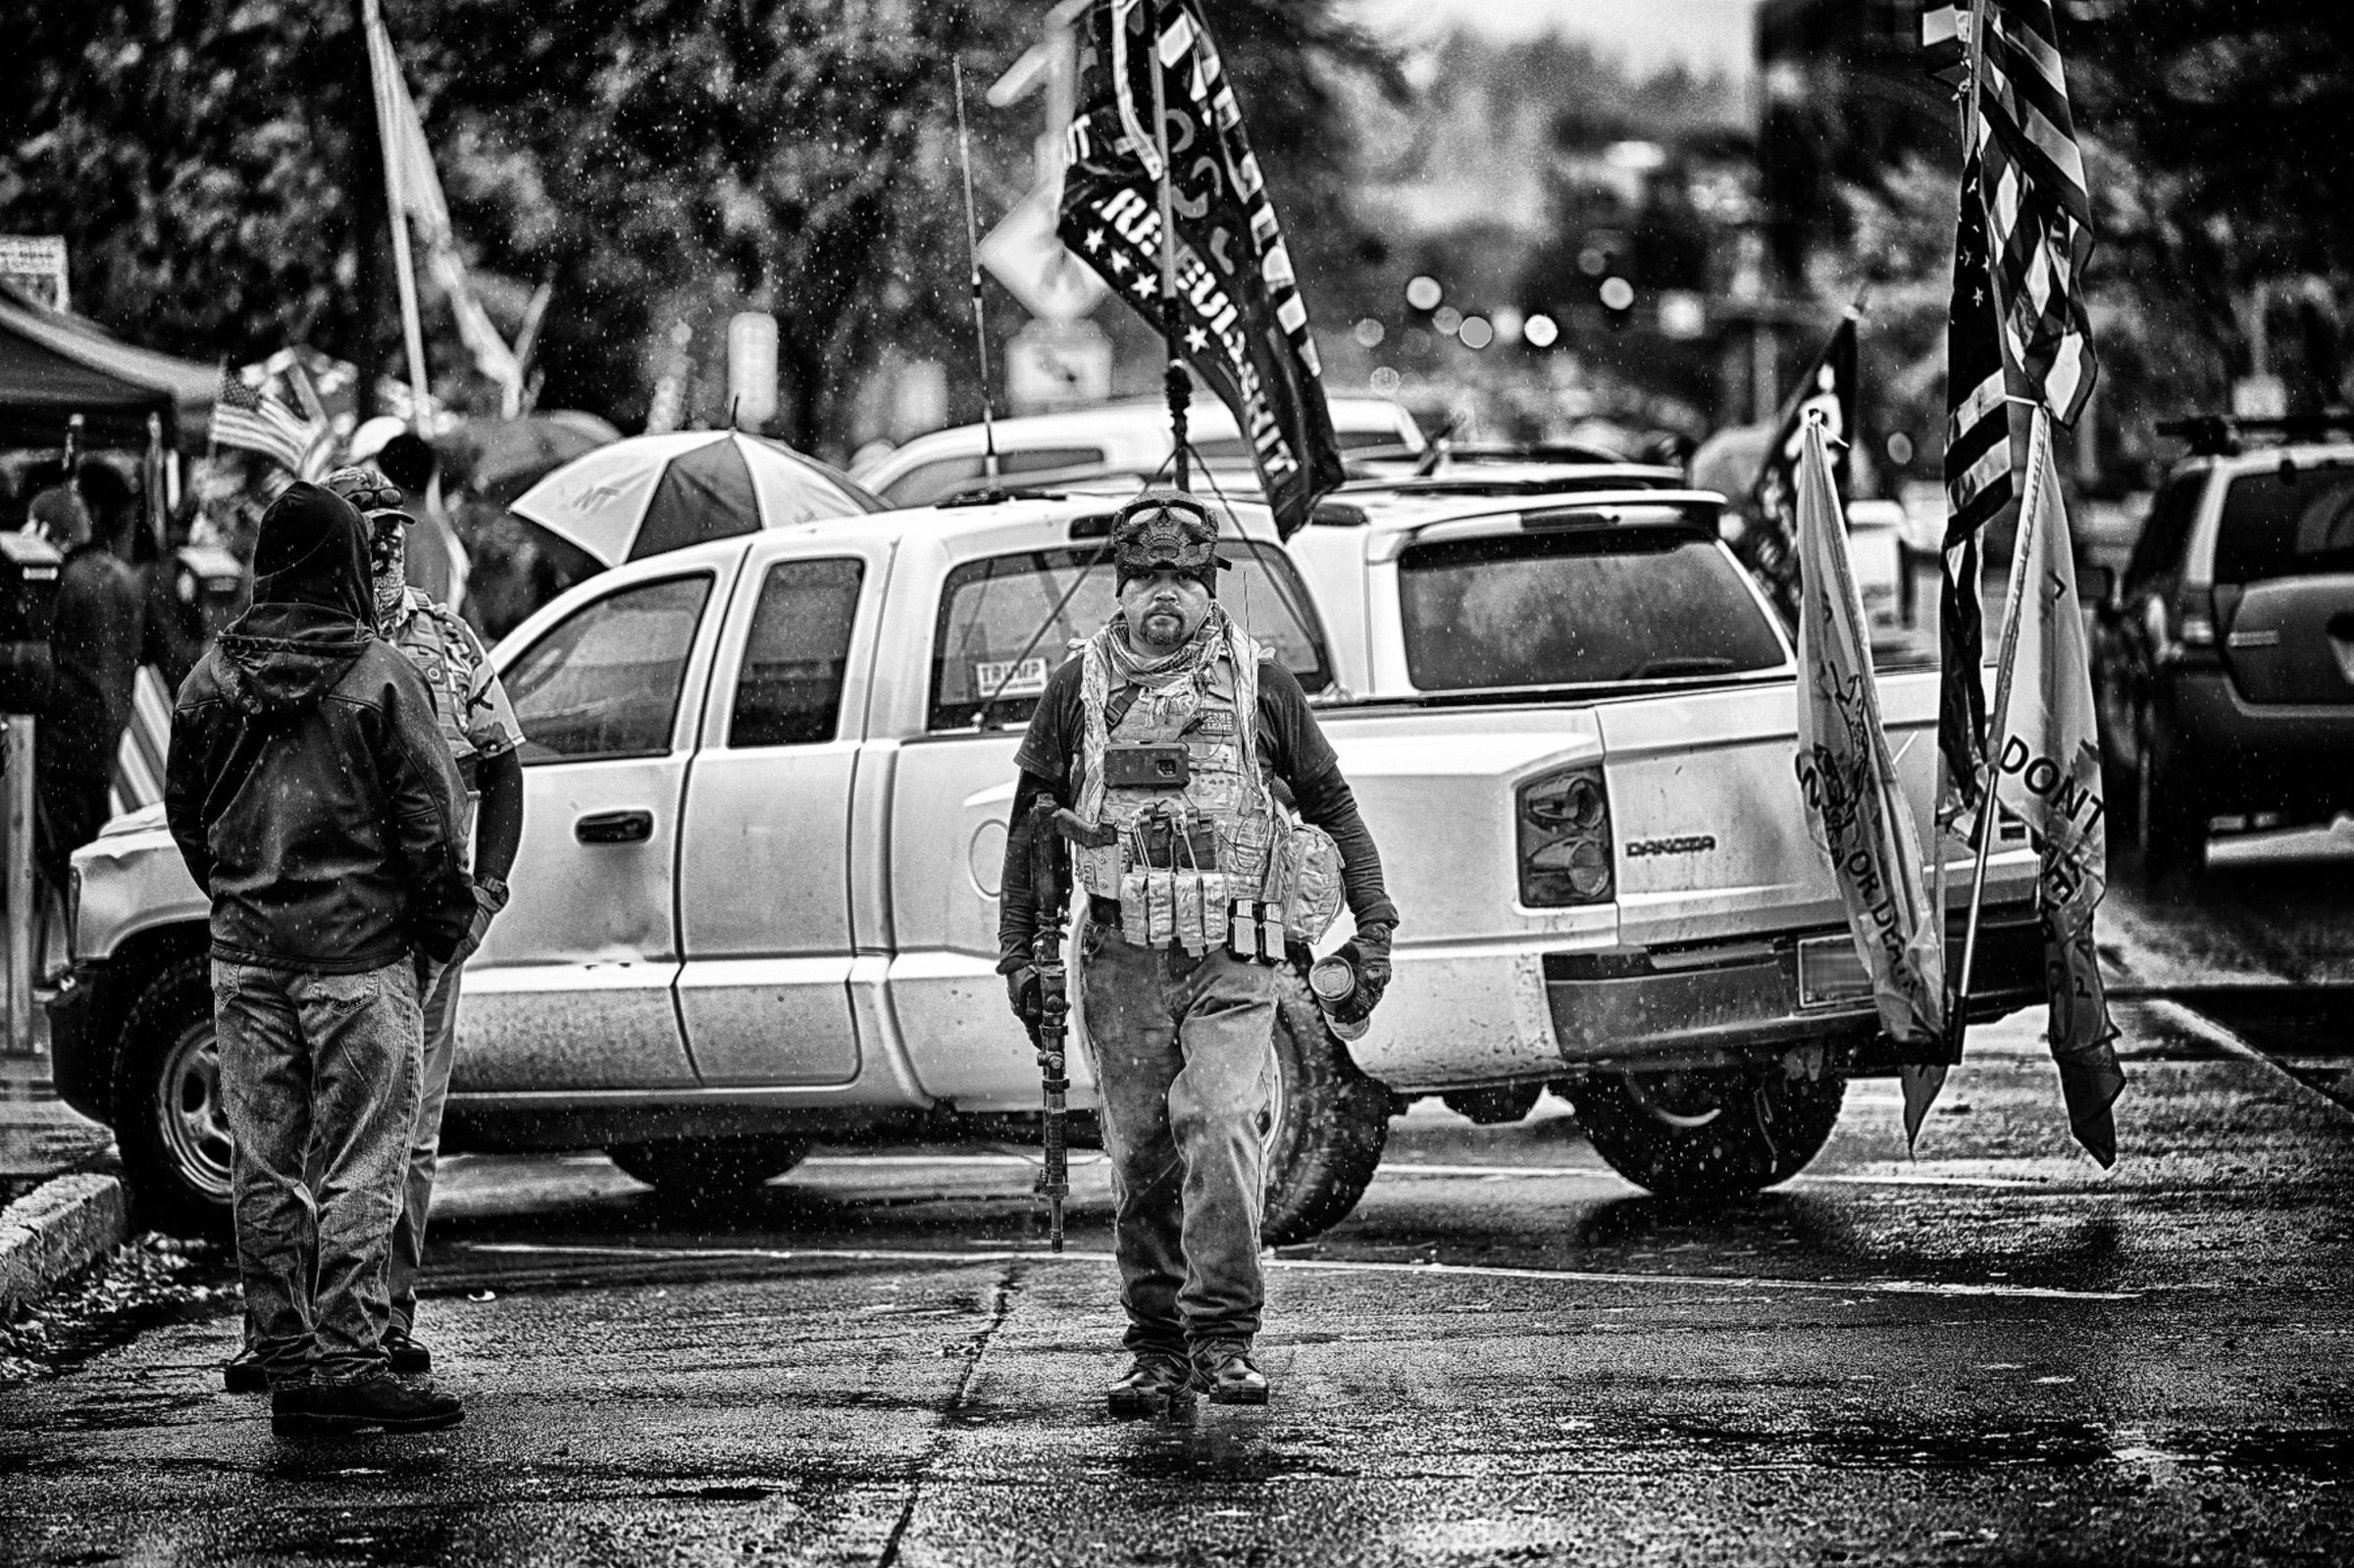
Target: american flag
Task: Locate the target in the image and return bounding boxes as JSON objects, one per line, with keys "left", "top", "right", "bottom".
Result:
{"left": 1975, "top": 0, "right": 2098, "bottom": 426}
{"left": 208, "top": 367, "right": 312, "bottom": 476}
{"left": 1939, "top": 145, "right": 2014, "bottom": 810}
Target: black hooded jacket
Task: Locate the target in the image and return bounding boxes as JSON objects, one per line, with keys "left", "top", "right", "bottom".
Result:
{"left": 165, "top": 482, "right": 475, "bottom": 972}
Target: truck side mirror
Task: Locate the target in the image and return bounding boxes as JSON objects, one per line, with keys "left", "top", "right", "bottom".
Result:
{"left": 0, "top": 532, "right": 63, "bottom": 713}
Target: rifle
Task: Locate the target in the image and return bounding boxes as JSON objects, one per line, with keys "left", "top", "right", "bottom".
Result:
{"left": 1027, "top": 796, "right": 1071, "bottom": 1251}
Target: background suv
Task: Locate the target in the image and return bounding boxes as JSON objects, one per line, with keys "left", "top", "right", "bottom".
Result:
{"left": 2091, "top": 419, "right": 2354, "bottom": 874}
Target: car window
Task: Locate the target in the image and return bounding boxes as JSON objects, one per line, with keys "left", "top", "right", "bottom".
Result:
{"left": 2215, "top": 464, "right": 2354, "bottom": 584}
{"left": 884, "top": 446, "right": 1109, "bottom": 508}
{"left": 927, "top": 540, "right": 1332, "bottom": 731}
{"left": 1397, "top": 529, "right": 1787, "bottom": 691}
{"left": 729, "top": 557, "right": 865, "bottom": 747}
{"left": 505, "top": 575, "right": 712, "bottom": 764}
{"left": 2124, "top": 474, "right": 2203, "bottom": 591}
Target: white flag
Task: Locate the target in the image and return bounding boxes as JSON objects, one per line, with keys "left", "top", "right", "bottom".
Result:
{"left": 1791, "top": 413, "right": 1950, "bottom": 1141}
{"left": 1989, "top": 410, "right": 2124, "bottom": 1165}
{"left": 364, "top": 5, "right": 528, "bottom": 413}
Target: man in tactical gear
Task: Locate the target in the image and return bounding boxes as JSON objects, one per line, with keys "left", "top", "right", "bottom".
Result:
{"left": 998, "top": 489, "right": 1398, "bottom": 1415}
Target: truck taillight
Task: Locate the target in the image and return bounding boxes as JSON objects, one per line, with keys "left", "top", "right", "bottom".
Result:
{"left": 1518, "top": 765, "right": 1612, "bottom": 906}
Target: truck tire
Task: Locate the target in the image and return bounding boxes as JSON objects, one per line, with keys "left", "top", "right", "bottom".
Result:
{"left": 111, "top": 954, "right": 234, "bottom": 1239}
{"left": 1260, "top": 970, "right": 1391, "bottom": 1246}
{"left": 1567, "top": 1067, "right": 1845, "bottom": 1202}
{"left": 606, "top": 1137, "right": 811, "bottom": 1200}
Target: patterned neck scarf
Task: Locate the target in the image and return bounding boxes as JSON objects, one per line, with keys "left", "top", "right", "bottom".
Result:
{"left": 1076, "top": 602, "right": 1264, "bottom": 825}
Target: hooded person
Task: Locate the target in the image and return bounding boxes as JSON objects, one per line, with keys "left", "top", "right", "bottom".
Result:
{"left": 995, "top": 488, "right": 1399, "bottom": 1416}
{"left": 164, "top": 481, "right": 475, "bottom": 1439}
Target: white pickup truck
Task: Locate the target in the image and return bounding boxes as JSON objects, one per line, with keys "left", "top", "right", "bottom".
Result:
{"left": 53, "top": 483, "right": 2040, "bottom": 1239}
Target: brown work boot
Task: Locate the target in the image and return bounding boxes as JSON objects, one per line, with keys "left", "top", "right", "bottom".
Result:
{"left": 1192, "top": 1340, "right": 1268, "bottom": 1405}
{"left": 1105, "top": 1352, "right": 1197, "bottom": 1418}
{"left": 275, "top": 1374, "right": 463, "bottom": 1437}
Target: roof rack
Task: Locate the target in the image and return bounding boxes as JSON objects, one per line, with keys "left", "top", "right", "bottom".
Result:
{"left": 2156, "top": 412, "right": 2354, "bottom": 456}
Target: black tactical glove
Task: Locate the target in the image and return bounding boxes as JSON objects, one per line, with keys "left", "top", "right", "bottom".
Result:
{"left": 1334, "top": 923, "right": 1395, "bottom": 1022}
{"left": 1006, "top": 965, "right": 1044, "bottom": 1033}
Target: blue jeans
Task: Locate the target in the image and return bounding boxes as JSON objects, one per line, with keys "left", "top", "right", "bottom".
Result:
{"left": 388, "top": 959, "right": 461, "bottom": 1333}
{"left": 212, "top": 958, "right": 423, "bottom": 1386}
{"left": 1078, "top": 920, "right": 1277, "bottom": 1357}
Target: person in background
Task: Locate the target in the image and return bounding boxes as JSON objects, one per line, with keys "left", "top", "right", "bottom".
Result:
{"left": 370, "top": 432, "right": 464, "bottom": 609}
{"left": 325, "top": 463, "right": 523, "bottom": 1378}
{"left": 166, "top": 481, "right": 475, "bottom": 1437}
{"left": 27, "top": 484, "right": 143, "bottom": 894}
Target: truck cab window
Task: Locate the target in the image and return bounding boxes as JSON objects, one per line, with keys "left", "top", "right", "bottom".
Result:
{"left": 729, "top": 557, "right": 865, "bottom": 747}
{"left": 926, "top": 540, "right": 1333, "bottom": 732}
{"left": 506, "top": 574, "right": 712, "bottom": 764}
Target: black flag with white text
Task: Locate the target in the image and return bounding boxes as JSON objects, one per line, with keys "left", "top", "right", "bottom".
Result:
{"left": 1057, "top": 0, "right": 1345, "bottom": 536}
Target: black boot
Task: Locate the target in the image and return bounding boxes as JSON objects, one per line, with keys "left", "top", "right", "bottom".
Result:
{"left": 1193, "top": 1341, "right": 1268, "bottom": 1405}
{"left": 275, "top": 1374, "right": 463, "bottom": 1436}
{"left": 384, "top": 1325, "right": 432, "bottom": 1375}
{"left": 223, "top": 1346, "right": 269, "bottom": 1394}
{"left": 1105, "top": 1352, "right": 1197, "bottom": 1418}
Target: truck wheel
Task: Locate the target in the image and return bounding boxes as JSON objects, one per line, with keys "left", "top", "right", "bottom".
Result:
{"left": 606, "top": 1137, "right": 811, "bottom": 1200}
{"left": 111, "top": 955, "right": 233, "bottom": 1239}
{"left": 1260, "top": 970, "right": 1391, "bottom": 1246}
{"left": 1567, "top": 1068, "right": 1845, "bottom": 1201}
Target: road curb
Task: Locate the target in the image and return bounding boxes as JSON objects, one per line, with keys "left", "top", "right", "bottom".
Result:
{"left": 0, "top": 1173, "right": 129, "bottom": 1320}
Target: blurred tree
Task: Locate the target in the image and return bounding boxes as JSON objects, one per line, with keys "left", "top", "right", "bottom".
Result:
{"left": 0, "top": 1, "right": 1392, "bottom": 448}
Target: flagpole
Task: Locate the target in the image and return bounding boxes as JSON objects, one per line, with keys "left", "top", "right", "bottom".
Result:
{"left": 362, "top": 0, "right": 433, "bottom": 437}
{"left": 1941, "top": 0, "right": 1993, "bottom": 1046}
{"left": 1146, "top": 5, "right": 1190, "bottom": 491}
{"left": 1949, "top": 403, "right": 2052, "bottom": 1058}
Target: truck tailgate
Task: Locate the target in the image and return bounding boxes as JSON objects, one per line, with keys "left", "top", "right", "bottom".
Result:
{"left": 1596, "top": 669, "right": 2034, "bottom": 948}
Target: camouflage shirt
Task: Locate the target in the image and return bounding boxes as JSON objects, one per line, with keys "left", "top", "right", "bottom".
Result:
{"left": 384, "top": 586, "right": 523, "bottom": 777}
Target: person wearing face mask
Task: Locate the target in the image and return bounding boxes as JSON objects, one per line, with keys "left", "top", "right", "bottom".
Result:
{"left": 215, "top": 465, "right": 526, "bottom": 1397}
{"left": 995, "top": 489, "right": 1398, "bottom": 1416}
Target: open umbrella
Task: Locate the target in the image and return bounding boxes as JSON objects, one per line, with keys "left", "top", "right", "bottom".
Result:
{"left": 509, "top": 430, "right": 885, "bottom": 568}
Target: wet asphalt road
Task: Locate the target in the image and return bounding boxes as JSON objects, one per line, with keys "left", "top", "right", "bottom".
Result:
{"left": 2, "top": 833, "right": 2351, "bottom": 1565}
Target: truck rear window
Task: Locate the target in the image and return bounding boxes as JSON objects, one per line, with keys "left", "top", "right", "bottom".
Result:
{"left": 2216, "top": 466, "right": 2354, "bottom": 583}
{"left": 1397, "top": 529, "right": 1788, "bottom": 692}
{"left": 929, "top": 541, "right": 1332, "bottom": 731}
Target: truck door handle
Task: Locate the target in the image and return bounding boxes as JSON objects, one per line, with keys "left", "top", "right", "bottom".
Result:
{"left": 575, "top": 809, "right": 653, "bottom": 845}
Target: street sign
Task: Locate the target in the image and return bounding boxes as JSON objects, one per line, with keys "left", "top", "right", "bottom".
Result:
{"left": 1006, "top": 320, "right": 1113, "bottom": 415}
{"left": 979, "top": 184, "right": 1105, "bottom": 324}
{"left": 0, "top": 235, "right": 68, "bottom": 311}
{"left": 728, "top": 312, "right": 779, "bottom": 430}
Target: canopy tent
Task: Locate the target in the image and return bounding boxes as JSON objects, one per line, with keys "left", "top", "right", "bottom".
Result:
{"left": 0, "top": 281, "right": 218, "bottom": 450}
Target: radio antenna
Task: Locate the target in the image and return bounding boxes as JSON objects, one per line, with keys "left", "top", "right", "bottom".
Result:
{"left": 952, "top": 57, "right": 1001, "bottom": 486}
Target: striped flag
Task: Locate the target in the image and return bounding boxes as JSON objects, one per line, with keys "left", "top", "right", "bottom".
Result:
{"left": 1975, "top": 0, "right": 2098, "bottom": 426}
{"left": 208, "top": 367, "right": 310, "bottom": 475}
{"left": 1938, "top": 145, "right": 2014, "bottom": 810}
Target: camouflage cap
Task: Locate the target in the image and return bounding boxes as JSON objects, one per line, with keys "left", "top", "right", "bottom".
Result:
{"left": 324, "top": 464, "right": 413, "bottom": 526}
{"left": 1110, "top": 488, "right": 1227, "bottom": 585}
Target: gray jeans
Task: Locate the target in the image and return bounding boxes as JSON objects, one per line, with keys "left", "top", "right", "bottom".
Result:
{"left": 388, "top": 959, "right": 461, "bottom": 1333}
{"left": 1078, "top": 920, "right": 1277, "bottom": 1357}
{"left": 213, "top": 958, "right": 423, "bottom": 1386}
